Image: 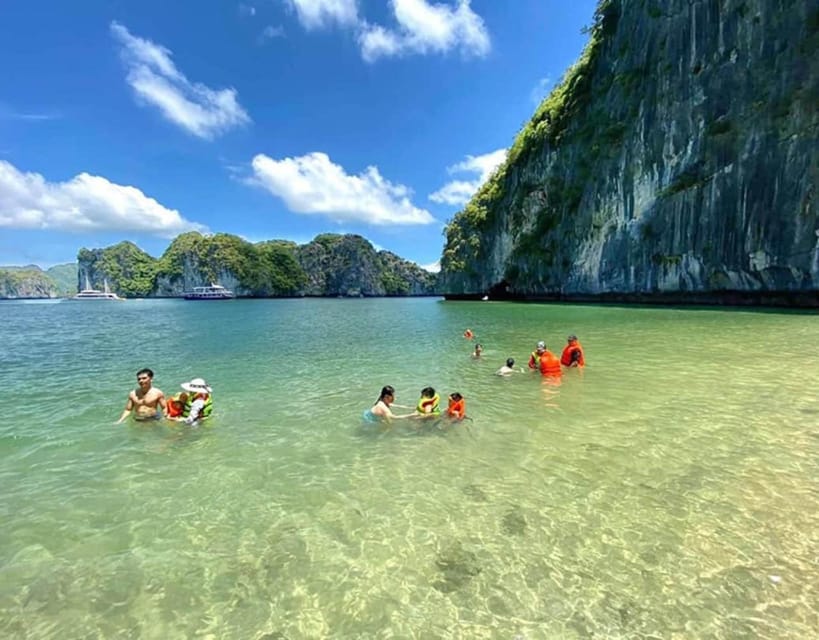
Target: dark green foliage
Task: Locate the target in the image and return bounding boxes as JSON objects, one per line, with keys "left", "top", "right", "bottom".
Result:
{"left": 0, "top": 268, "right": 57, "bottom": 297}
{"left": 77, "top": 232, "right": 431, "bottom": 298}
{"left": 706, "top": 118, "right": 733, "bottom": 136}
{"left": 45, "top": 263, "right": 78, "bottom": 295}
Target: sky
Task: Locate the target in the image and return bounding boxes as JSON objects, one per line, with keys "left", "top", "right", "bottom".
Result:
{"left": 0, "top": 0, "right": 598, "bottom": 271}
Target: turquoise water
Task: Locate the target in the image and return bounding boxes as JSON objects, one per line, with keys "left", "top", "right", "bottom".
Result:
{"left": 0, "top": 297, "right": 817, "bottom": 639}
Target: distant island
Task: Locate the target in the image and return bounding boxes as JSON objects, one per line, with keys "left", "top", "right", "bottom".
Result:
{"left": 0, "top": 232, "right": 439, "bottom": 299}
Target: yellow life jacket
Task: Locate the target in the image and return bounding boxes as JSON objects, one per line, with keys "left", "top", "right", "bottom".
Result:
{"left": 416, "top": 393, "right": 440, "bottom": 416}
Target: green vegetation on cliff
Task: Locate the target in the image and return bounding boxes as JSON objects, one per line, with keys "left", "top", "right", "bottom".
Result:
{"left": 442, "top": 0, "right": 620, "bottom": 275}
{"left": 78, "top": 232, "right": 435, "bottom": 298}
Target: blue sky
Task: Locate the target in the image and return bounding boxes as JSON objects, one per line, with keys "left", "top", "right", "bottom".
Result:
{"left": 0, "top": 0, "right": 597, "bottom": 271}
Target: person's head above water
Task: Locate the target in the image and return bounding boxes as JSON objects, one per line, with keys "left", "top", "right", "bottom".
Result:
{"left": 449, "top": 392, "right": 463, "bottom": 402}
{"left": 420, "top": 386, "right": 436, "bottom": 398}
{"left": 536, "top": 341, "right": 546, "bottom": 352}
{"left": 378, "top": 385, "right": 395, "bottom": 403}
{"left": 506, "top": 358, "right": 515, "bottom": 368}
{"left": 567, "top": 334, "right": 578, "bottom": 343}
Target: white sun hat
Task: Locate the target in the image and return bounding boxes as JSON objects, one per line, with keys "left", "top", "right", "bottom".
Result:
{"left": 181, "top": 378, "right": 212, "bottom": 393}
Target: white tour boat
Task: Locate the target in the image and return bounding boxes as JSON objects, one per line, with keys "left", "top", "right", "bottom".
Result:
{"left": 183, "top": 284, "right": 235, "bottom": 300}
{"left": 72, "top": 277, "right": 124, "bottom": 301}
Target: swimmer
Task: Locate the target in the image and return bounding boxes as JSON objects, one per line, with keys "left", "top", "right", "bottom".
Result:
{"left": 561, "top": 334, "right": 585, "bottom": 367}
{"left": 363, "top": 386, "right": 414, "bottom": 423}
{"left": 495, "top": 357, "right": 522, "bottom": 376}
{"left": 446, "top": 392, "right": 466, "bottom": 420}
{"left": 415, "top": 386, "right": 442, "bottom": 418}
{"left": 117, "top": 368, "right": 167, "bottom": 423}
{"left": 472, "top": 343, "right": 484, "bottom": 358}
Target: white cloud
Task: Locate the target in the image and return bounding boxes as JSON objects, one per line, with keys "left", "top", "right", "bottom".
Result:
{"left": 249, "top": 152, "right": 435, "bottom": 225}
{"left": 238, "top": 3, "right": 256, "bottom": 17}
{"left": 0, "top": 160, "right": 206, "bottom": 237}
{"left": 285, "top": 0, "right": 359, "bottom": 30}
{"left": 430, "top": 148, "right": 506, "bottom": 206}
{"left": 259, "top": 24, "right": 286, "bottom": 43}
{"left": 358, "top": 0, "right": 490, "bottom": 62}
{"left": 110, "top": 22, "right": 250, "bottom": 139}
{"left": 421, "top": 260, "right": 440, "bottom": 273}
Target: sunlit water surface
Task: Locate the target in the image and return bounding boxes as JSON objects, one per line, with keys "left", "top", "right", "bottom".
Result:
{"left": 0, "top": 298, "right": 817, "bottom": 639}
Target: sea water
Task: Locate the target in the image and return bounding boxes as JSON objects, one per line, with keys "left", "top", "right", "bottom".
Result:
{"left": 0, "top": 298, "right": 817, "bottom": 639}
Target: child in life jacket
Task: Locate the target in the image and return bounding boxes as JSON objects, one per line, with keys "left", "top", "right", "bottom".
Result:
{"left": 165, "top": 391, "right": 189, "bottom": 418}
{"left": 446, "top": 392, "right": 466, "bottom": 421}
{"left": 415, "top": 387, "right": 441, "bottom": 418}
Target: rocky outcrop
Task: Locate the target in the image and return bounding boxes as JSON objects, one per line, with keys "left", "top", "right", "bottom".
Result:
{"left": 77, "top": 233, "right": 438, "bottom": 298}
{"left": 0, "top": 264, "right": 77, "bottom": 299}
{"left": 441, "top": 0, "right": 819, "bottom": 306}
{"left": 296, "top": 234, "right": 436, "bottom": 296}
{"left": 0, "top": 267, "right": 58, "bottom": 298}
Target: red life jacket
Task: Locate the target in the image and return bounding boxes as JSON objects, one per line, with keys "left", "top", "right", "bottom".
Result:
{"left": 167, "top": 394, "right": 186, "bottom": 418}
{"left": 539, "top": 350, "right": 562, "bottom": 377}
{"left": 447, "top": 398, "right": 466, "bottom": 420}
{"left": 561, "top": 341, "right": 585, "bottom": 367}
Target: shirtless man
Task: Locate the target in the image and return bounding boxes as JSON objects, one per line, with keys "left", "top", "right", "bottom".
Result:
{"left": 116, "top": 368, "right": 167, "bottom": 423}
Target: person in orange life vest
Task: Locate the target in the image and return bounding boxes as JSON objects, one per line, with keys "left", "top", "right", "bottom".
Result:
{"left": 561, "top": 334, "right": 585, "bottom": 367}
{"left": 537, "top": 344, "right": 562, "bottom": 378}
{"left": 446, "top": 392, "right": 466, "bottom": 421}
{"left": 528, "top": 341, "right": 547, "bottom": 370}
{"left": 165, "top": 391, "right": 189, "bottom": 418}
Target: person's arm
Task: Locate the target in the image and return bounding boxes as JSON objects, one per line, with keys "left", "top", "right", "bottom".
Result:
{"left": 528, "top": 355, "right": 536, "bottom": 369}
{"left": 183, "top": 398, "right": 205, "bottom": 424}
{"left": 158, "top": 393, "right": 167, "bottom": 414}
{"left": 116, "top": 396, "right": 134, "bottom": 424}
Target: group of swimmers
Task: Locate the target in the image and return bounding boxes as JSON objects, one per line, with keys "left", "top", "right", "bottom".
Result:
{"left": 468, "top": 331, "right": 585, "bottom": 379}
{"left": 363, "top": 334, "right": 584, "bottom": 427}
{"left": 363, "top": 385, "right": 466, "bottom": 426}
{"left": 116, "top": 368, "right": 213, "bottom": 425}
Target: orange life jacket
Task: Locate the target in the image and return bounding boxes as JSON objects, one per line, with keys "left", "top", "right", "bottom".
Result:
{"left": 561, "top": 341, "right": 585, "bottom": 367}
{"left": 539, "top": 350, "right": 562, "bottom": 377}
{"left": 167, "top": 394, "right": 186, "bottom": 418}
{"left": 447, "top": 398, "right": 466, "bottom": 420}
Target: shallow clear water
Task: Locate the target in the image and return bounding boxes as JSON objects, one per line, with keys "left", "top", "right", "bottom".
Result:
{"left": 0, "top": 298, "right": 817, "bottom": 639}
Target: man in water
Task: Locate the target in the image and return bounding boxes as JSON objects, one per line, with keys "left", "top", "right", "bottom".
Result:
{"left": 528, "top": 341, "right": 547, "bottom": 370}
{"left": 495, "top": 358, "right": 521, "bottom": 376}
{"left": 116, "top": 368, "right": 167, "bottom": 423}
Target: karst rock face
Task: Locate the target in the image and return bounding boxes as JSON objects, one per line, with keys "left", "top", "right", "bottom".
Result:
{"left": 441, "top": 0, "right": 819, "bottom": 306}
{"left": 76, "top": 234, "right": 438, "bottom": 298}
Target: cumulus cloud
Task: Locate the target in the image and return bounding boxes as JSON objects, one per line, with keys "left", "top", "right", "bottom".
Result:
{"left": 429, "top": 148, "right": 506, "bottom": 206}
{"left": 421, "top": 260, "right": 440, "bottom": 273}
{"left": 249, "top": 152, "right": 435, "bottom": 225}
{"left": 283, "top": 0, "right": 490, "bottom": 61}
{"left": 285, "top": 0, "right": 359, "bottom": 30}
{"left": 0, "top": 160, "right": 206, "bottom": 237}
{"left": 259, "top": 24, "right": 286, "bottom": 43}
{"left": 358, "top": 0, "right": 490, "bottom": 62}
{"left": 110, "top": 22, "right": 250, "bottom": 139}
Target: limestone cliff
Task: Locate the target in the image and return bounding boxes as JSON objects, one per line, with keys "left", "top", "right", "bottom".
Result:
{"left": 77, "top": 233, "right": 437, "bottom": 298}
{"left": 441, "top": 0, "right": 819, "bottom": 306}
{"left": 0, "top": 267, "right": 58, "bottom": 298}
{"left": 0, "top": 264, "right": 77, "bottom": 298}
